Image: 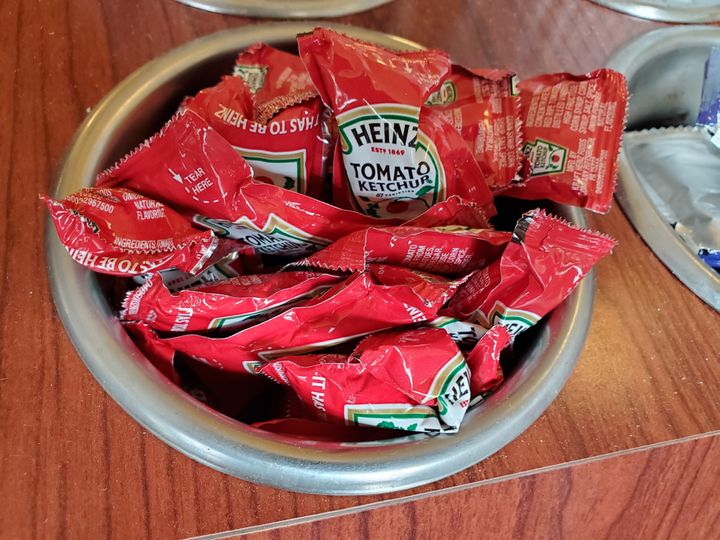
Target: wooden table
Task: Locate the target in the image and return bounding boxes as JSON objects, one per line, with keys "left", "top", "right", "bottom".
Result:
{"left": 2, "top": 0, "right": 719, "bottom": 537}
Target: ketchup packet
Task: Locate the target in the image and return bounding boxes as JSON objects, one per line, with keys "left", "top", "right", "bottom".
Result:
{"left": 294, "top": 225, "right": 510, "bottom": 275}
{"left": 465, "top": 324, "right": 511, "bottom": 398}
{"left": 194, "top": 189, "right": 494, "bottom": 258}
{"left": 94, "top": 109, "right": 381, "bottom": 255}
{"left": 353, "top": 328, "right": 470, "bottom": 429}
{"left": 42, "top": 187, "right": 219, "bottom": 276}
{"left": 139, "top": 244, "right": 263, "bottom": 293}
{"left": 428, "top": 66, "right": 523, "bottom": 190}
{"left": 233, "top": 43, "right": 317, "bottom": 106}
{"left": 162, "top": 265, "right": 463, "bottom": 372}
{"left": 445, "top": 209, "right": 616, "bottom": 336}
{"left": 299, "top": 28, "right": 495, "bottom": 220}
{"left": 414, "top": 108, "right": 497, "bottom": 214}
{"left": 97, "top": 110, "right": 254, "bottom": 221}
{"left": 261, "top": 357, "right": 437, "bottom": 431}
{"left": 121, "top": 271, "right": 342, "bottom": 333}
{"left": 185, "top": 75, "right": 329, "bottom": 198}
{"left": 502, "top": 69, "right": 628, "bottom": 213}
{"left": 124, "top": 321, "right": 297, "bottom": 421}
{"left": 403, "top": 195, "right": 492, "bottom": 229}
{"left": 260, "top": 327, "right": 470, "bottom": 432}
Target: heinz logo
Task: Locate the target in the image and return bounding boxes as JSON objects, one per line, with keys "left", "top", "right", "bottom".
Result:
{"left": 350, "top": 120, "right": 418, "bottom": 148}
{"left": 338, "top": 104, "right": 445, "bottom": 219}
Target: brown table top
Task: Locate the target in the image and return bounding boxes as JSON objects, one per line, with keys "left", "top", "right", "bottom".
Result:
{"left": 2, "top": 0, "right": 719, "bottom": 537}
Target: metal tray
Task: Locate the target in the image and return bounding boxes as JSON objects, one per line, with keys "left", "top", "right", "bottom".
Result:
{"left": 176, "top": 0, "right": 392, "bottom": 17}
{"left": 590, "top": 0, "right": 720, "bottom": 23}
{"left": 607, "top": 26, "right": 720, "bottom": 311}
{"left": 46, "top": 22, "right": 595, "bottom": 495}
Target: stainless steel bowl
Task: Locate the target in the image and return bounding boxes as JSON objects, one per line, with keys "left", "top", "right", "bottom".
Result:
{"left": 175, "top": 0, "right": 393, "bottom": 18}
{"left": 607, "top": 27, "right": 720, "bottom": 311}
{"left": 46, "top": 22, "right": 595, "bottom": 495}
{"left": 590, "top": 0, "right": 720, "bottom": 23}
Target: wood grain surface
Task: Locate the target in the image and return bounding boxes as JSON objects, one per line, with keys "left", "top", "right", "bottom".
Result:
{"left": 242, "top": 433, "right": 720, "bottom": 540}
{"left": 1, "top": 0, "right": 719, "bottom": 538}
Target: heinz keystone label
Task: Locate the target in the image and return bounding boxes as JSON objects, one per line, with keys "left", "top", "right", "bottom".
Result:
{"left": 232, "top": 64, "right": 268, "bottom": 93}
{"left": 337, "top": 104, "right": 446, "bottom": 219}
{"left": 234, "top": 146, "right": 308, "bottom": 193}
{"left": 193, "top": 214, "right": 329, "bottom": 256}
{"left": 343, "top": 403, "right": 442, "bottom": 432}
{"left": 523, "top": 138, "right": 568, "bottom": 177}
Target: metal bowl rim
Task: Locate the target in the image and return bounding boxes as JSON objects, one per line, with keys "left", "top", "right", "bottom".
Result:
{"left": 606, "top": 25, "right": 720, "bottom": 312}
{"left": 590, "top": 0, "right": 720, "bottom": 23}
{"left": 175, "top": 0, "right": 393, "bottom": 18}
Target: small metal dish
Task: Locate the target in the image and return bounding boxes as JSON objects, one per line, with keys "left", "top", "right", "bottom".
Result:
{"left": 590, "top": 0, "right": 720, "bottom": 23}
{"left": 607, "top": 26, "right": 720, "bottom": 311}
{"left": 46, "top": 22, "right": 595, "bottom": 494}
{"left": 175, "top": 0, "right": 393, "bottom": 18}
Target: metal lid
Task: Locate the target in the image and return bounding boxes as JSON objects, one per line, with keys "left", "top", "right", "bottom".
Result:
{"left": 176, "top": 0, "right": 393, "bottom": 17}
{"left": 607, "top": 26, "right": 720, "bottom": 311}
{"left": 590, "top": 0, "right": 720, "bottom": 23}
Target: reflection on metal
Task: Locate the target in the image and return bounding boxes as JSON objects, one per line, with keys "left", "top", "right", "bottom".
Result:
{"left": 176, "top": 0, "right": 393, "bottom": 18}
{"left": 607, "top": 26, "right": 720, "bottom": 311}
{"left": 46, "top": 23, "right": 593, "bottom": 494}
{"left": 591, "top": 0, "right": 720, "bottom": 23}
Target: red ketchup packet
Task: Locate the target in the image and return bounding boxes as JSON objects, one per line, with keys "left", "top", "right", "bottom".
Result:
{"left": 121, "top": 271, "right": 343, "bottom": 333}
{"left": 162, "top": 265, "right": 463, "bottom": 372}
{"left": 93, "top": 109, "right": 383, "bottom": 255}
{"left": 298, "top": 28, "right": 495, "bottom": 220}
{"left": 261, "top": 357, "right": 433, "bottom": 431}
{"left": 233, "top": 43, "right": 317, "bottom": 106}
{"left": 194, "top": 188, "right": 496, "bottom": 258}
{"left": 125, "top": 321, "right": 292, "bottom": 421}
{"left": 190, "top": 180, "right": 397, "bottom": 257}
{"left": 139, "top": 243, "right": 263, "bottom": 293}
{"left": 42, "top": 187, "right": 219, "bottom": 276}
{"left": 465, "top": 324, "right": 511, "bottom": 399}
{"left": 201, "top": 188, "right": 502, "bottom": 259}
{"left": 502, "top": 69, "right": 628, "bottom": 213}
{"left": 294, "top": 225, "right": 511, "bottom": 275}
{"left": 403, "top": 195, "right": 492, "bottom": 229}
{"left": 444, "top": 209, "right": 616, "bottom": 336}
{"left": 353, "top": 328, "right": 470, "bottom": 428}
{"left": 414, "top": 108, "right": 498, "bottom": 214}
{"left": 185, "top": 75, "right": 329, "bottom": 198}
{"left": 260, "top": 327, "right": 470, "bottom": 432}
{"left": 97, "top": 110, "right": 254, "bottom": 221}
{"left": 428, "top": 66, "right": 523, "bottom": 191}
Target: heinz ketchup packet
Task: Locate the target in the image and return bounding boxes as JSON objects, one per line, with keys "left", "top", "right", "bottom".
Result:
{"left": 445, "top": 209, "right": 616, "bottom": 335}
{"left": 43, "top": 187, "right": 219, "bottom": 276}
{"left": 503, "top": 69, "right": 628, "bottom": 213}
{"left": 299, "top": 28, "right": 495, "bottom": 219}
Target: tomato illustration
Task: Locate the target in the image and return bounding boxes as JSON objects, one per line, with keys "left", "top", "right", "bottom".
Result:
{"left": 386, "top": 200, "right": 410, "bottom": 214}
